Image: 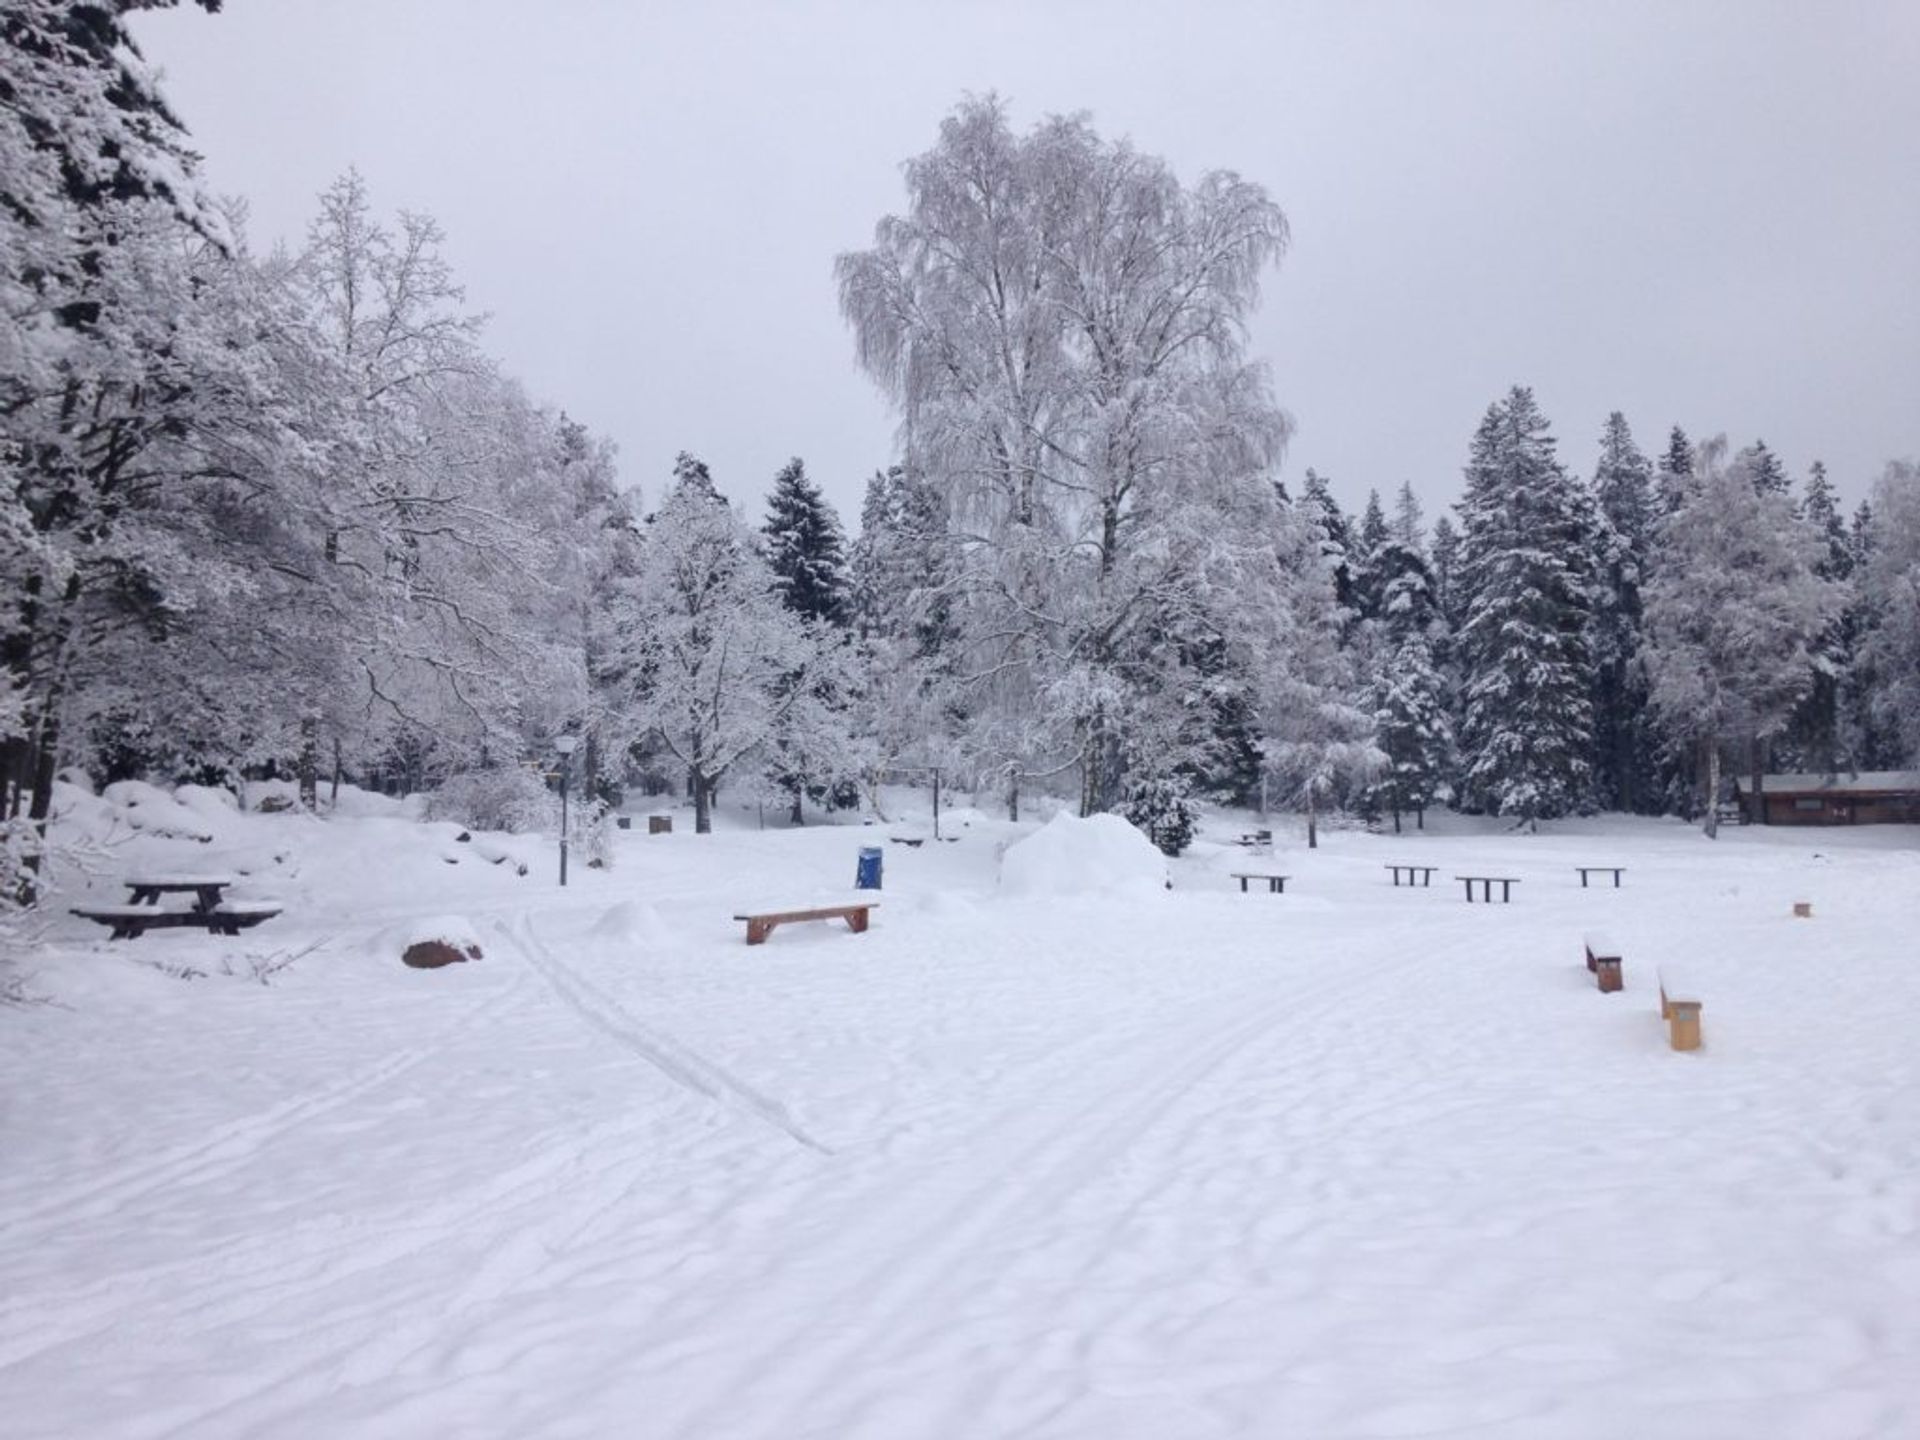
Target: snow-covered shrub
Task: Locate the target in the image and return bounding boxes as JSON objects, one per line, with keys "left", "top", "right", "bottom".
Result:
{"left": 1118, "top": 775, "right": 1199, "bottom": 857}
{"left": 579, "top": 804, "right": 616, "bottom": 871}
{"left": 427, "top": 767, "right": 558, "bottom": 834}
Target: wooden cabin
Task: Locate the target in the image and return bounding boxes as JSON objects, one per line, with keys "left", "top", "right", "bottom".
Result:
{"left": 1731, "top": 771, "right": 1920, "bottom": 826}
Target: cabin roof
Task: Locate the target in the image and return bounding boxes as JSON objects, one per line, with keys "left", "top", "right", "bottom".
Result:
{"left": 1735, "top": 771, "right": 1920, "bottom": 796}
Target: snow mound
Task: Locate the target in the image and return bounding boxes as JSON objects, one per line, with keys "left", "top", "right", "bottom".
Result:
{"left": 100, "top": 780, "right": 215, "bottom": 841}
{"left": 589, "top": 901, "right": 673, "bottom": 949}
{"left": 997, "top": 812, "right": 1168, "bottom": 898}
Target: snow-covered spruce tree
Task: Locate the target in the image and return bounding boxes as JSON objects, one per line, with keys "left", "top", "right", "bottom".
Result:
{"left": 1656, "top": 426, "right": 1696, "bottom": 516}
{"left": 1777, "top": 460, "right": 1859, "bottom": 773}
{"left": 762, "top": 458, "right": 851, "bottom": 628}
{"left": 608, "top": 464, "right": 815, "bottom": 833}
{"left": 1587, "top": 411, "right": 1660, "bottom": 813}
{"left": 758, "top": 458, "right": 858, "bottom": 820}
{"left": 837, "top": 97, "right": 1293, "bottom": 818}
{"left": 1367, "top": 633, "right": 1453, "bottom": 832}
{"left": 1119, "top": 773, "right": 1199, "bottom": 857}
{"left": 1429, "top": 514, "right": 1464, "bottom": 632}
{"left": 1738, "top": 440, "right": 1792, "bottom": 498}
{"left": 1854, "top": 461, "right": 1920, "bottom": 765}
{"left": 1641, "top": 437, "right": 1841, "bottom": 837}
{"left": 1299, "top": 469, "right": 1358, "bottom": 615}
{"left": 1452, "top": 387, "right": 1596, "bottom": 828}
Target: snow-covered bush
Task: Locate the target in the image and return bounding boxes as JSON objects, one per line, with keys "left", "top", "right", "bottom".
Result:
{"left": 1118, "top": 776, "right": 1199, "bottom": 857}
{"left": 427, "top": 767, "right": 558, "bottom": 834}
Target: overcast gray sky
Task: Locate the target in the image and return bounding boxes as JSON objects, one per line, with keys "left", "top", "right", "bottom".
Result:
{"left": 134, "top": 0, "right": 1919, "bottom": 526}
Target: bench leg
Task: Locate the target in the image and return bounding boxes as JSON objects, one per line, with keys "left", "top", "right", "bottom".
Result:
{"left": 846, "top": 908, "right": 869, "bottom": 935}
{"left": 746, "top": 919, "right": 771, "bottom": 946}
{"left": 1238, "top": 877, "right": 1249, "bottom": 893}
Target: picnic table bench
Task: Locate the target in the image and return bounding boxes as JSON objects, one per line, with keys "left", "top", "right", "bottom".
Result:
{"left": 1584, "top": 931, "right": 1623, "bottom": 992}
{"left": 1229, "top": 872, "right": 1289, "bottom": 894}
{"left": 1658, "top": 968, "right": 1703, "bottom": 1051}
{"left": 734, "top": 901, "right": 878, "bottom": 946}
{"left": 1385, "top": 863, "right": 1436, "bottom": 887}
{"left": 1576, "top": 865, "right": 1626, "bottom": 889}
{"left": 73, "top": 876, "right": 282, "bottom": 941}
{"left": 1234, "top": 829, "right": 1274, "bottom": 848}
{"left": 1455, "top": 874, "right": 1518, "bottom": 903}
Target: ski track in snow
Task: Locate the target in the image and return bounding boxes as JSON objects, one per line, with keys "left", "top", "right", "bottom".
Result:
{"left": 504, "top": 915, "right": 833, "bottom": 1155}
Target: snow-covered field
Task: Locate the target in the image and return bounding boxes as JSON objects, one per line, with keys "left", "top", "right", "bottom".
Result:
{"left": 4, "top": 789, "right": 1919, "bottom": 1439}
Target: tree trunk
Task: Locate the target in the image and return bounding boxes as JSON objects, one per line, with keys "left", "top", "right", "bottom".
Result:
{"left": 1007, "top": 765, "right": 1020, "bottom": 823}
{"left": 789, "top": 786, "right": 803, "bottom": 826}
{"left": 1416, "top": 804, "right": 1426, "bottom": 831}
{"left": 1748, "top": 737, "right": 1766, "bottom": 826}
{"left": 297, "top": 716, "right": 319, "bottom": 810}
{"left": 1704, "top": 739, "right": 1721, "bottom": 840}
{"left": 1306, "top": 785, "right": 1319, "bottom": 849}
{"left": 1391, "top": 802, "right": 1402, "bottom": 835}
{"left": 329, "top": 736, "right": 343, "bottom": 809}
{"left": 693, "top": 770, "right": 713, "bottom": 834}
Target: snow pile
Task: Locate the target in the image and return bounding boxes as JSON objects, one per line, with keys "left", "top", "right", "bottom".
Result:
{"left": 997, "top": 811, "right": 1168, "bottom": 898}
{"left": 99, "top": 779, "right": 218, "bottom": 841}
{"left": 589, "top": 900, "right": 674, "bottom": 949}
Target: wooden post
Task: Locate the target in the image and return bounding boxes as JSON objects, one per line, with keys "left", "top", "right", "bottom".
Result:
{"left": 649, "top": 815, "right": 672, "bottom": 835}
{"left": 1792, "top": 901, "right": 1812, "bottom": 918}
{"left": 1595, "top": 957, "right": 1622, "bottom": 993}
{"left": 1668, "top": 1001, "right": 1703, "bottom": 1051}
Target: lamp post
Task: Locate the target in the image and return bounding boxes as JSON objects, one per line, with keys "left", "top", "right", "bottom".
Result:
{"left": 555, "top": 734, "right": 578, "bottom": 886}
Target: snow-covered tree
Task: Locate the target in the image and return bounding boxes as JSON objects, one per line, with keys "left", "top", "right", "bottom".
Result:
{"left": 1453, "top": 387, "right": 1596, "bottom": 826}
{"left": 1366, "top": 633, "right": 1453, "bottom": 831}
{"left": 1642, "top": 437, "right": 1841, "bottom": 836}
{"left": 609, "top": 465, "right": 816, "bottom": 833}
{"left": 1587, "top": 411, "right": 1659, "bottom": 812}
{"left": 1855, "top": 460, "right": 1920, "bottom": 764}
{"left": 837, "top": 97, "right": 1294, "bottom": 816}
{"left": 1777, "top": 460, "right": 1859, "bottom": 772}
{"left": 762, "top": 458, "right": 851, "bottom": 628}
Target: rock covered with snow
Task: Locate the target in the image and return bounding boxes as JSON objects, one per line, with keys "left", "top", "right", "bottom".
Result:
{"left": 997, "top": 811, "right": 1168, "bottom": 899}
{"left": 380, "top": 914, "right": 485, "bottom": 969}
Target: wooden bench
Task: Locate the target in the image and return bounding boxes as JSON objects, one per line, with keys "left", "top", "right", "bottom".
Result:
{"left": 1576, "top": 865, "right": 1626, "bottom": 889}
{"left": 1235, "top": 829, "right": 1274, "bottom": 848}
{"left": 1385, "top": 863, "right": 1436, "bottom": 887}
{"left": 1657, "top": 969, "right": 1703, "bottom": 1051}
{"left": 1229, "top": 872, "right": 1289, "bottom": 894}
{"left": 1455, "top": 875, "right": 1518, "bottom": 903}
{"left": 72, "top": 902, "right": 282, "bottom": 941}
{"left": 734, "top": 902, "right": 877, "bottom": 946}
{"left": 1584, "top": 931, "right": 1623, "bottom": 992}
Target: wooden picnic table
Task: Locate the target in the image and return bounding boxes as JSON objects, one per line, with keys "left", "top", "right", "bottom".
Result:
{"left": 1385, "top": 864, "right": 1436, "bottom": 887}
{"left": 1575, "top": 866, "right": 1626, "bottom": 889}
{"left": 1454, "top": 875, "right": 1519, "bottom": 904}
{"left": 1230, "top": 872, "right": 1289, "bottom": 894}
{"left": 123, "top": 875, "right": 234, "bottom": 912}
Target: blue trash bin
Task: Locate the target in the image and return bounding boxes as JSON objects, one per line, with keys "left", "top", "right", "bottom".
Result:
{"left": 855, "top": 845, "right": 883, "bottom": 890}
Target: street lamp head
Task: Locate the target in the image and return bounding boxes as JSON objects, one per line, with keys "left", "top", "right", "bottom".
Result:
{"left": 554, "top": 734, "right": 579, "bottom": 757}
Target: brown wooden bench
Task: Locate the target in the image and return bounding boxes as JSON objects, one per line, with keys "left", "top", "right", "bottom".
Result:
{"left": 1584, "top": 931, "right": 1623, "bottom": 992}
{"left": 72, "top": 902, "right": 282, "bottom": 941}
{"left": 734, "top": 902, "right": 877, "bottom": 946}
{"left": 1658, "top": 969, "right": 1703, "bottom": 1051}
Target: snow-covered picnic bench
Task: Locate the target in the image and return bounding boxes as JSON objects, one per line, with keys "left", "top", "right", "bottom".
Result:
{"left": 1229, "top": 872, "right": 1289, "bottom": 893}
{"left": 1576, "top": 865, "right": 1626, "bottom": 888}
{"left": 734, "top": 901, "right": 878, "bottom": 946}
{"left": 72, "top": 875, "right": 282, "bottom": 941}
{"left": 1658, "top": 968, "right": 1704, "bottom": 1051}
{"left": 1385, "top": 863, "right": 1436, "bottom": 887}
{"left": 1455, "top": 874, "right": 1519, "bottom": 903}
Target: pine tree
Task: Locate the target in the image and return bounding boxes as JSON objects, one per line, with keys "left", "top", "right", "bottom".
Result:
{"left": 1656, "top": 426, "right": 1696, "bottom": 515}
{"left": 1739, "top": 440, "right": 1792, "bottom": 497}
{"left": 1453, "top": 387, "right": 1596, "bottom": 826}
{"left": 1429, "top": 515, "right": 1463, "bottom": 633}
{"left": 1300, "top": 469, "right": 1357, "bottom": 613}
{"left": 1367, "top": 633, "right": 1453, "bottom": 832}
{"left": 1588, "top": 412, "right": 1659, "bottom": 811}
{"left": 1779, "top": 461, "right": 1858, "bottom": 771}
{"left": 762, "top": 458, "right": 852, "bottom": 627}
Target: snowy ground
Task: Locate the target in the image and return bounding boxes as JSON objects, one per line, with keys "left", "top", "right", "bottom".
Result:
{"left": 4, "top": 788, "right": 1919, "bottom": 1439}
